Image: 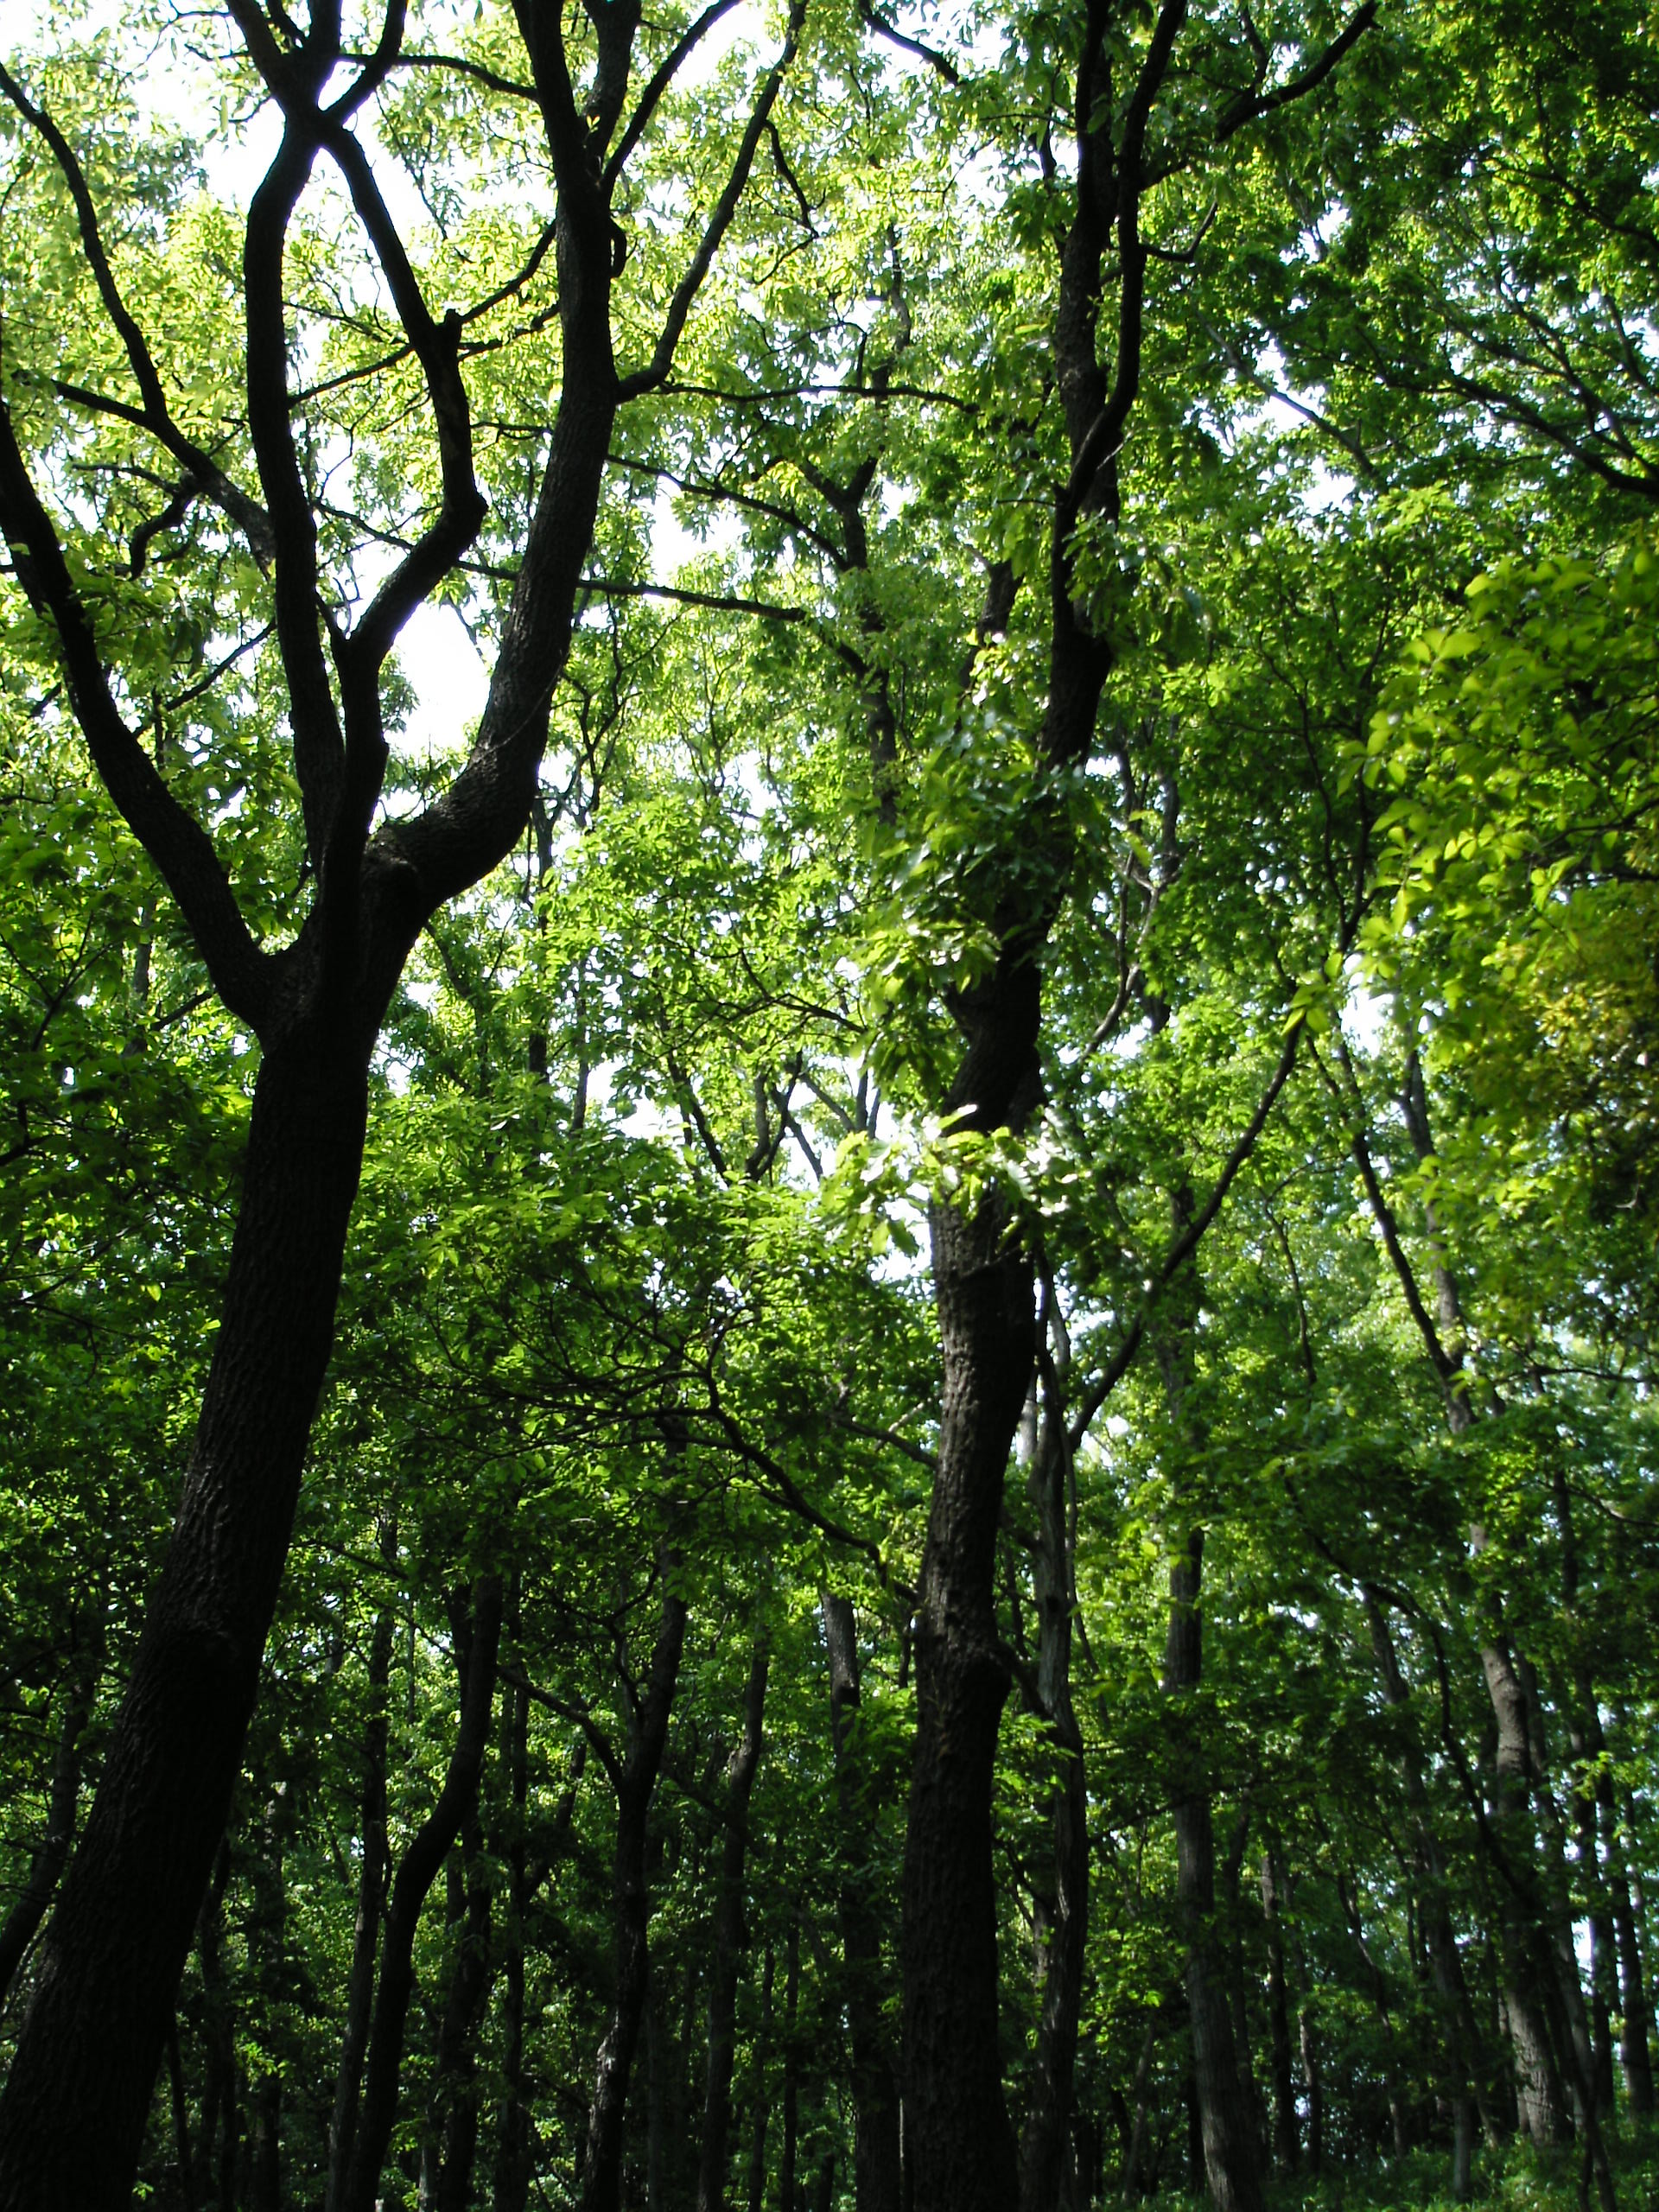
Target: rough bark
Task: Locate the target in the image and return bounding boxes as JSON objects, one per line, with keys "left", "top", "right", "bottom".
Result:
{"left": 1018, "top": 1357, "right": 1090, "bottom": 2212}
{"left": 696, "top": 1640, "right": 771, "bottom": 2212}
{"left": 341, "top": 1574, "right": 504, "bottom": 2212}
{"left": 579, "top": 1576, "right": 688, "bottom": 2212}
{"left": 325, "top": 1592, "right": 397, "bottom": 2212}
{"left": 823, "top": 1595, "right": 902, "bottom": 2212}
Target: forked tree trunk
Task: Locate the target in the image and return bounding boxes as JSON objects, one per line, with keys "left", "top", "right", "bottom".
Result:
{"left": 0, "top": 1040, "right": 372, "bottom": 2209}
{"left": 696, "top": 1641, "right": 771, "bottom": 2212}
{"left": 823, "top": 1594, "right": 902, "bottom": 2212}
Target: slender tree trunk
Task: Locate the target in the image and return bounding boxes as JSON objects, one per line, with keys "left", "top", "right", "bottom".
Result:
{"left": 779, "top": 1916, "right": 800, "bottom": 2212}
{"left": 1121, "top": 2016, "right": 1156, "bottom": 2202}
{"left": 1481, "top": 1638, "right": 1570, "bottom": 2145}
{"left": 195, "top": 1844, "right": 234, "bottom": 2212}
{"left": 1611, "top": 1846, "right": 1655, "bottom": 2120}
{"left": 747, "top": 1945, "right": 774, "bottom": 2212}
{"left": 342, "top": 1573, "right": 505, "bottom": 2212}
{"left": 166, "top": 2018, "right": 194, "bottom": 2212}
{"left": 325, "top": 1591, "right": 397, "bottom": 2212}
{"left": 1019, "top": 1356, "right": 1090, "bottom": 2212}
{"left": 1262, "top": 1847, "right": 1299, "bottom": 2174}
{"left": 434, "top": 1802, "right": 497, "bottom": 2212}
{"left": 0, "top": 1619, "right": 101, "bottom": 2010}
{"left": 696, "top": 1641, "right": 771, "bottom": 2212}
{"left": 1298, "top": 2001, "right": 1322, "bottom": 2178}
{"left": 580, "top": 1577, "right": 688, "bottom": 2212}
{"left": 493, "top": 1620, "right": 532, "bottom": 2212}
{"left": 1155, "top": 1302, "right": 1262, "bottom": 2212}
{"left": 1363, "top": 1591, "right": 1496, "bottom": 2175}
{"left": 0, "top": 1041, "right": 372, "bottom": 2209}
{"left": 823, "top": 1595, "right": 902, "bottom": 2212}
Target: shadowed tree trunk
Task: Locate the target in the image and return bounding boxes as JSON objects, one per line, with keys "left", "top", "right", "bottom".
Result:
{"left": 0, "top": 0, "right": 808, "bottom": 2190}
{"left": 325, "top": 1573, "right": 397, "bottom": 2212}
{"left": 746, "top": 1944, "right": 775, "bottom": 2212}
{"left": 1019, "top": 1319, "right": 1090, "bottom": 2212}
{"left": 1262, "top": 1846, "right": 1299, "bottom": 2175}
{"left": 341, "top": 1575, "right": 504, "bottom": 2212}
{"left": 579, "top": 1573, "right": 688, "bottom": 2212}
{"left": 696, "top": 1639, "right": 771, "bottom": 2212}
{"left": 779, "top": 1915, "right": 800, "bottom": 2212}
{"left": 1155, "top": 1290, "right": 1262, "bottom": 2212}
{"left": 823, "top": 1594, "right": 902, "bottom": 2212}
{"left": 433, "top": 1800, "right": 497, "bottom": 2212}
{"left": 0, "top": 1617, "right": 101, "bottom": 2010}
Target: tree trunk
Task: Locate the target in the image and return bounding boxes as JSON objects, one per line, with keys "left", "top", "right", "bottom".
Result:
{"left": 823, "top": 1595, "right": 902, "bottom": 2212}
{"left": 342, "top": 1573, "right": 504, "bottom": 2212}
{"left": 1261, "top": 1847, "right": 1299, "bottom": 2174}
{"left": 0, "top": 1618, "right": 101, "bottom": 2011}
{"left": 1362, "top": 1591, "right": 1496, "bottom": 2172}
{"left": 696, "top": 1640, "right": 771, "bottom": 2212}
{"left": 904, "top": 1184, "right": 1031, "bottom": 2212}
{"left": 1156, "top": 1305, "right": 1262, "bottom": 2212}
{"left": 1480, "top": 1638, "right": 1570, "bottom": 2146}
{"left": 433, "top": 1803, "right": 497, "bottom": 2212}
{"left": 1018, "top": 1368, "right": 1090, "bottom": 2212}
{"left": 779, "top": 1916, "right": 800, "bottom": 2212}
{"left": 747, "top": 1945, "right": 774, "bottom": 2212}
{"left": 0, "top": 1041, "right": 372, "bottom": 2209}
{"left": 580, "top": 1576, "right": 688, "bottom": 2212}
{"left": 325, "top": 1592, "right": 397, "bottom": 2212}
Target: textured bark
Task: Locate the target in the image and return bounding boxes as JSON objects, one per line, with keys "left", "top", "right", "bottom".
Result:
{"left": 904, "top": 1184, "right": 1031, "bottom": 2212}
{"left": 580, "top": 1578, "right": 688, "bottom": 2212}
{"left": 696, "top": 1642, "right": 771, "bottom": 2212}
{"left": 1018, "top": 1367, "right": 1090, "bottom": 2212}
{"left": 342, "top": 1574, "right": 504, "bottom": 2212}
{"left": 0, "top": 1042, "right": 371, "bottom": 2210}
{"left": 823, "top": 1595, "right": 902, "bottom": 2212}
{"left": 0, "top": 1622, "right": 100, "bottom": 2008}
{"left": 325, "top": 1593, "right": 397, "bottom": 2212}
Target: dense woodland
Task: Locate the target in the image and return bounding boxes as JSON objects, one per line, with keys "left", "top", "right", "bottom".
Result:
{"left": 0, "top": 0, "right": 1656, "bottom": 2206}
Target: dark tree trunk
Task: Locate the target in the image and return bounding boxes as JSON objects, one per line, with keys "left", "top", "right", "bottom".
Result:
{"left": 779, "top": 1916, "right": 800, "bottom": 2212}
{"left": 696, "top": 1641, "right": 771, "bottom": 2212}
{"left": 166, "top": 2018, "right": 194, "bottom": 2212}
{"left": 1019, "top": 1364, "right": 1090, "bottom": 2212}
{"left": 1363, "top": 1592, "right": 1496, "bottom": 2173}
{"left": 326, "top": 1589, "right": 397, "bottom": 2212}
{"left": 1261, "top": 1847, "right": 1299, "bottom": 2175}
{"left": 1156, "top": 1306, "right": 1262, "bottom": 2212}
{"left": 1298, "top": 2002, "right": 1322, "bottom": 2179}
{"left": 0, "top": 1043, "right": 371, "bottom": 2210}
{"left": 0, "top": 1618, "right": 100, "bottom": 2010}
{"left": 823, "top": 1595, "right": 902, "bottom": 2212}
{"left": 194, "top": 1845, "right": 235, "bottom": 2212}
{"left": 246, "top": 1796, "right": 288, "bottom": 2212}
{"left": 342, "top": 1573, "right": 504, "bottom": 2212}
{"left": 904, "top": 1184, "right": 1032, "bottom": 2212}
{"left": 434, "top": 1803, "right": 497, "bottom": 2212}
{"left": 747, "top": 1945, "right": 774, "bottom": 2212}
{"left": 580, "top": 1577, "right": 688, "bottom": 2212}
{"left": 1611, "top": 1849, "right": 1655, "bottom": 2120}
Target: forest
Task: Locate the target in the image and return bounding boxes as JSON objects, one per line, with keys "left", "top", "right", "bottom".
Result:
{"left": 0, "top": 0, "right": 1656, "bottom": 2206}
